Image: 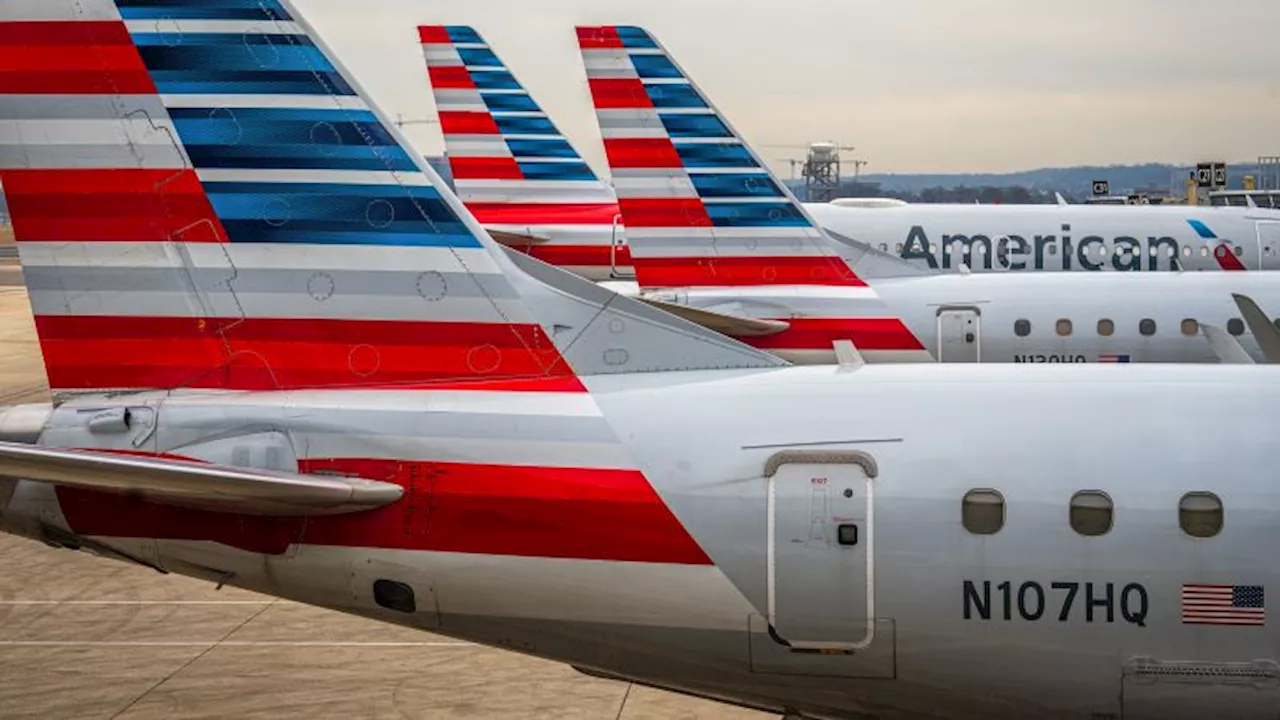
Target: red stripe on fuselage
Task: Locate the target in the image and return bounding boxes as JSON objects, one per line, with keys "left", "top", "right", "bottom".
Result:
{"left": 355, "top": 376, "right": 588, "bottom": 393}
{"left": 634, "top": 255, "right": 866, "bottom": 288}
{"left": 466, "top": 202, "right": 621, "bottom": 226}
{"left": 33, "top": 316, "right": 575, "bottom": 391}
{"left": 525, "top": 243, "right": 632, "bottom": 269}
{"left": 0, "top": 21, "right": 157, "bottom": 94}
{"left": 55, "top": 458, "right": 712, "bottom": 565}
{"left": 744, "top": 317, "right": 925, "bottom": 352}
{"left": 0, "top": 169, "right": 226, "bottom": 243}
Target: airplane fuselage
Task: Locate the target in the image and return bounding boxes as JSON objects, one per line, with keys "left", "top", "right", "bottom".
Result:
{"left": 644, "top": 271, "right": 1280, "bottom": 364}
{"left": 2, "top": 364, "right": 1277, "bottom": 719}
{"left": 805, "top": 203, "right": 1280, "bottom": 273}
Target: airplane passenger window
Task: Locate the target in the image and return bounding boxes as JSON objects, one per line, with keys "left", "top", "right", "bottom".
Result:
{"left": 1182, "top": 247, "right": 1192, "bottom": 257}
{"left": 1179, "top": 492, "right": 1223, "bottom": 538}
{"left": 1200, "top": 247, "right": 1209, "bottom": 257}
{"left": 962, "top": 489, "right": 1005, "bottom": 535}
{"left": 1097, "top": 319, "right": 1114, "bottom": 337}
{"left": 1181, "top": 319, "right": 1199, "bottom": 336}
{"left": 1227, "top": 319, "right": 1245, "bottom": 336}
{"left": 1056, "top": 319, "right": 1072, "bottom": 336}
{"left": 1069, "top": 491, "right": 1113, "bottom": 537}
{"left": 1139, "top": 319, "right": 1156, "bottom": 336}
{"left": 1014, "top": 319, "right": 1031, "bottom": 337}
{"left": 1234, "top": 245, "right": 1244, "bottom": 257}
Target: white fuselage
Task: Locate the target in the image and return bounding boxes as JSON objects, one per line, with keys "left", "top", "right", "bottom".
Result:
{"left": 805, "top": 202, "right": 1280, "bottom": 273}
{"left": 624, "top": 271, "right": 1280, "bottom": 364}
{"left": 873, "top": 271, "right": 1277, "bottom": 364}
{"left": 4, "top": 363, "right": 1279, "bottom": 720}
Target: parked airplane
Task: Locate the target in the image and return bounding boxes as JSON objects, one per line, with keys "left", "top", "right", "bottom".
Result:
{"left": 808, "top": 201, "right": 1280, "bottom": 274}
{"left": 416, "top": 26, "right": 1280, "bottom": 279}
{"left": 575, "top": 27, "right": 1280, "bottom": 364}
{"left": 2, "top": 7, "right": 1280, "bottom": 720}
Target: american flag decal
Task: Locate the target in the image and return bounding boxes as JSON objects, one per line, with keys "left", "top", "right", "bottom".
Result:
{"left": 1098, "top": 353, "right": 1131, "bottom": 363}
{"left": 1182, "top": 584, "right": 1265, "bottom": 625}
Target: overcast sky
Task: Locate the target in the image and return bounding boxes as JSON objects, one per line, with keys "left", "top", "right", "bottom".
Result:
{"left": 296, "top": 0, "right": 1280, "bottom": 176}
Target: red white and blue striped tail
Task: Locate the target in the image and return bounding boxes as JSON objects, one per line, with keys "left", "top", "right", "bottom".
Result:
{"left": 0, "top": 3, "right": 780, "bottom": 395}
{"left": 576, "top": 25, "right": 865, "bottom": 292}
{"left": 576, "top": 26, "right": 931, "bottom": 363}
{"left": 419, "top": 25, "right": 630, "bottom": 281}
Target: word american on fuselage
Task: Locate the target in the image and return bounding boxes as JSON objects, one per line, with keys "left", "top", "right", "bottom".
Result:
{"left": 899, "top": 224, "right": 1223, "bottom": 271}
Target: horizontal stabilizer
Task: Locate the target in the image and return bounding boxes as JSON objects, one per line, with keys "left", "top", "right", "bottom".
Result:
{"left": 1201, "top": 324, "right": 1255, "bottom": 365}
{"left": 0, "top": 442, "right": 403, "bottom": 516}
{"left": 489, "top": 229, "right": 554, "bottom": 246}
{"left": 636, "top": 299, "right": 790, "bottom": 337}
{"left": 1233, "top": 293, "right": 1280, "bottom": 364}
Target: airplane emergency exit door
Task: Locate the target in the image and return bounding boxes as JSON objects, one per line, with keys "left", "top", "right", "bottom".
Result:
{"left": 751, "top": 451, "right": 894, "bottom": 677}
{"left": 937, "top": 307, "right": 981, "bottom": 362}
{"left": 769, "top": 453, "right": 874, "bottom": 648}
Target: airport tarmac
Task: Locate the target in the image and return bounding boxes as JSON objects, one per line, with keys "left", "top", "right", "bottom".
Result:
{"left": 0, "top": 285, "right": 768, "bottom": 720}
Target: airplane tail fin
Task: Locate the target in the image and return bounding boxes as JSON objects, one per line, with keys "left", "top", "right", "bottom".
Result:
{"left": 0, "top": 3, "right": 782, "bottom": 396}
{"left": 575, "top": 26, "right": 930, "bottom": 363}
{"left": 418, "top": 26, "right": 630, "bottom": 280}
{"left": 575, "top": 26, "right": 861, "bottom": 292}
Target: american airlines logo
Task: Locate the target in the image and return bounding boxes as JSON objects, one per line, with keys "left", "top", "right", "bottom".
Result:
{"left": 901, "top": 225, "right": 1186, "bottom": 271}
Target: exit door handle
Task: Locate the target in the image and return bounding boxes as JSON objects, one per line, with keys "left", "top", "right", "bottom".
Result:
{"left": 837, "top": 523, "right": 858, "bottom": 546}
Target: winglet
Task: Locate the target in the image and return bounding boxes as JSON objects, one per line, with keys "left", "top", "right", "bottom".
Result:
{"left": 832, "top": 340, "right": 865, "bottom": 369}
{"left": 1232, "top": 293, "right": 1280, "bottom": 363}
{"left": 1201, "top": 324, "right": 1256, "bottom": 364}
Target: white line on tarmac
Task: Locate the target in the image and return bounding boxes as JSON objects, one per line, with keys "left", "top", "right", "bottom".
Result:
{"left": 0, "top": 640, "right": 474, "bottom": 647}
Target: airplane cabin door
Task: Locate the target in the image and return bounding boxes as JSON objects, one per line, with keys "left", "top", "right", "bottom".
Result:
{"left": 609, "top": 214, "right": 634, "bottom": 279}
{"left": 751, "top": 451, "right": 895, "bottom": 678}
{"left": 937, "top": 307, "right": 981, "bottom": 362}
{"left": 1259, "top": 221, "right": 1280, "bottom": 270}
{"left": 769, "top": 453, "right": 874, "bottom": 649}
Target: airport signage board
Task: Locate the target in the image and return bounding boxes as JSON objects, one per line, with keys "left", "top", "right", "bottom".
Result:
{"left": 1197, "top": 163, "right": 1227, "bottom": 188}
